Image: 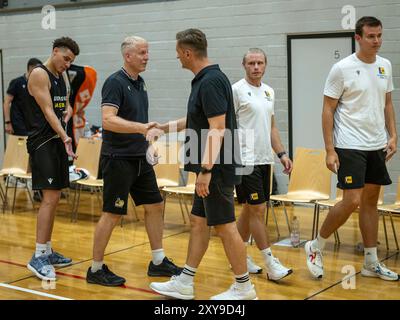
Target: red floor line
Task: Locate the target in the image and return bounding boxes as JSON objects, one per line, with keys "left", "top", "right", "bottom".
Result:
{"left": 0, "top": 259, "right": 159, "bottom": 296}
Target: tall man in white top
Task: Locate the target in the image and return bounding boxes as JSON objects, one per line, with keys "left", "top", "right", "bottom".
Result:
{"left": 233, "top": 48, "right": 293, "bottom": 281}
{"left": 305, "top": 16, "right": 398, "bottom": 281}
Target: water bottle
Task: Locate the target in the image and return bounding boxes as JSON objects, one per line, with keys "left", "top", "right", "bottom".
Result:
{"left": 84, "top": 121, "right": 91, "bottom": 138}
{"left": 290, "top": 216, "right": 300, "bottom": 247}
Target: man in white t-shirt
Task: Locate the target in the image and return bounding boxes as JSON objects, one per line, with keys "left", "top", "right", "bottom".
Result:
{"left": 233, "top": 48, "right": 293, "bottom": 281}
{"left": 305, "top": 16, "right": 398, "bottom": 281}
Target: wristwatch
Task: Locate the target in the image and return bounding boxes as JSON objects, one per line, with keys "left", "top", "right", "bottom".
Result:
{"left": 200, "top": 166, "right": 213, "bottom": 174}
{"left": 277, "top": 151, "right": 287, "bottom": 159}
{"left": 5, "top": 121, "right": 11, "bottom": 124}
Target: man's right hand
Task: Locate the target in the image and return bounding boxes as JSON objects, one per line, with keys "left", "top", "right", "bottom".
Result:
{"left": 5, "top": 123, "right": 14, "bottom": 134}
{"left": 63, "top": 137, "right": 77, "bottom": 160}
{"left": 326, "top": 149, "right": 339, "bottom": 174}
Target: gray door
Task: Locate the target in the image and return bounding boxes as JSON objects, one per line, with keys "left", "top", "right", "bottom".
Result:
{"left": 289, "top": 33, "right": 354, "bottom": 153}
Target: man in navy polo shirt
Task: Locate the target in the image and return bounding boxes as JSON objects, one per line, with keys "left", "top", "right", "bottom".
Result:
{"left": 86, "top": 36, "right": 182, "bottom": 286}
{"left": 150, "top": 29, "right": 257, "bottom": 300}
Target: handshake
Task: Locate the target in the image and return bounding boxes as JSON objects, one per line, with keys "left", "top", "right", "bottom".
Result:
{"left": 142, "top": 122, "right": 166, "bottom": 142}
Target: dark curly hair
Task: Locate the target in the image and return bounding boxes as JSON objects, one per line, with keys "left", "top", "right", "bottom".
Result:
{"left": 53, "top": 37, "right": 80, "bottom": 56}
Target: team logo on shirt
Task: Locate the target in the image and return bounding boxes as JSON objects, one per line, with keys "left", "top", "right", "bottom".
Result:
{"left": 128, "top": 86, "right": 131, "bottom": 91}
{"left": 247, "top": 92, "right": 251, "bottom": 96}
{"left": 345, "top": 176, "right": 353, "bottom": 184}
{"left": 143, "top": 83, "right": 147, "bottom": 92}
{"left": 264, "top": 91, "right": 272, "bottom": 101}
{"left": 22, "top": 84, "right": 26, "bottom": 89}
{"left": 115, "top": 198, "right": 125, "bottom": 208}
{"left": 356, "top": 70, "right": 360, "bottom": 76}
{"left": 377, "top": 67, "right": 387, "bottom": 79}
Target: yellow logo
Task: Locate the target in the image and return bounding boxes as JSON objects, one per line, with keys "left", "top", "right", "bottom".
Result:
{"left": 378, "top": 67, "right": 385, "bottom": 75}
{"left": 345, "top": 176, "right": 353, "bottom": 184}
{"left": 250, "top": 193, "right": 259, "bottom": 200}
{"left": 114, "top": 198, "right": 125, "bottom": 208}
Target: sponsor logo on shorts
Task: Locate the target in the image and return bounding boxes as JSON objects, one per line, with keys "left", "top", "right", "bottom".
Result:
{"left": 345, "top": 176, "right": 353, "bottom": 184}
{"left": 48, "top": 178, "right": 53, "bottom": 184}
{"left": 115, "top": 198, "right": 124, "bottom": 208}
{"left": 250, "top": 193, "right": 259, "bottom": 200}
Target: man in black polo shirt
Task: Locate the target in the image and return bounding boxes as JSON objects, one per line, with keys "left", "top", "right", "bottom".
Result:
{"left": 150, "top": 29, "right": 257, "bottom": 300}
{"left": 86, "top": 36, "right": 182, "bottom": 286}
{"left": 3, "top": 58, "right": 42, "bottom": 135}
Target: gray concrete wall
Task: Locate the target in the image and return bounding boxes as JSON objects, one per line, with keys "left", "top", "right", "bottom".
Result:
{"left": 1, "top": 0, "right": 399, "bottom": 199}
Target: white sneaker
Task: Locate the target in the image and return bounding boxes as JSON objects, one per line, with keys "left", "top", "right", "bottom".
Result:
{"left": 149, "top": 276, "right": 194, "bottom": 300}
{"left": 247, "top": 255, "right": 263, "bottom": 274}
{"left": 361, "top": 261, "right": 399, "bottom": 281}
{"left": 266, "top": 257, "right": 293, "bottom": 281}
{"left": 210, "top": 283, "right": 258, "bottom": 300}
{"left": 305, "top": 240, "right": 323, "bottom": 279}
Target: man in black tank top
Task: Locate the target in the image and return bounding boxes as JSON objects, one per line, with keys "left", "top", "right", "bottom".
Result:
{"left": 26, "top": 37, "right": 80, "bottom": 282}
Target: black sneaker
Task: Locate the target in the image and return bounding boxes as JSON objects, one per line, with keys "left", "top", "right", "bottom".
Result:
{"left": 147, "top": 257, "right": 183, "bottom": 277}
{"left": 86, "top": 264, "right": 126, "bottom": 286}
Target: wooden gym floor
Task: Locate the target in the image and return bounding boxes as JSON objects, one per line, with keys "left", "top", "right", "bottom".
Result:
{"left": 0, "top": 187, "right": 399, "bottom": 300}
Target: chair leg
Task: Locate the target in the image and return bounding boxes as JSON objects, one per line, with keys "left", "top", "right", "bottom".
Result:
{"left": 25, "top": 179, "right": 35, "bottom": 210}
{"left": 388, "top": 212, "right": 399, "bottom": 251}
{"left": 334, "top": 230, "right": 341, "bottom": 244}
{"left": 4, "top": 175, "right": 10, "bottom": 212}
{"left": 177, "top": 194, "right": 187, "bottom": 224}
{"left": 382, "top": 214, "right": 389, "bottom": 251}
{"left": 12, "top": 178, "right": 18, "bottom": 214}
{"left": 282, "top": 202, "right": 291, "bottom": 234}
{"left": 74, "top": 184, "right": 82, "bottom": 222}
{"left": 312, "top": 204, "right": 318, "bottom": 240}
{"left": 269, "top": 201, "right": 280, "bottom": 238}
{"left": 71, "top": 184, "right": 78, "bottom": 222}
{"left": 182, "top": 194, "right": 191, "bottom": 222}
{"left": 315, "top": 204, "right": 321, "bottom": 239}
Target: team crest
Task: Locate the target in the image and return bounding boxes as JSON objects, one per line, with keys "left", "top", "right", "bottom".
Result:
{"left": 378, "top": 67, "right": 385, "bottom": 75}
{"left": 250, "top": 193, "right": 259, "bottom": 200}
{"left": 264, "top": 90, "right": 272, "bottom": 101}
{"left": 345, "top": 176, "right": 353, "bottom": 184}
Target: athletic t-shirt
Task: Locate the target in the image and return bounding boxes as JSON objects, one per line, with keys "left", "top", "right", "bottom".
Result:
{"left": 324, "top": 53, "right": 394, "bottom": 151}
{"left": 26, "top": 65, "right": 67, "bottom": 153}
{"left": 184, "top": 64, "right": 241, "bottom": 185}
{"left": 6, "top": 75, "right": 29, "bottom": 135}
{"left": 232, "top": 79, "right": 275, "bottom": 165}
{"left": 100, "top": 68, "right": 149, "bottom": 158}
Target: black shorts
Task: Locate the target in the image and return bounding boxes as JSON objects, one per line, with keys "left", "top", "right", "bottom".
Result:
{"left": 191, "top": 174, "right": 236, "bottom": 226}
{"left": 235, "top": 165, "right": 271, "bottom": 204}
{"left": 102, "top": 157, "right": 163, "bottom": 215}
{"left": 30, "top": 138, "right": 69, "bottom": 190}
{"left": 335, "top": 148, "right": 392, "bottom": 189}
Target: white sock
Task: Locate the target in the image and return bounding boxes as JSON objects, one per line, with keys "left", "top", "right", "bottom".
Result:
{"left": 261, "top": 247, "right": 274, "bottom": 265}
{"left": 178, "top": 264, "right": 196, "bottom": 285}
{"left": 235, "top": 272, "right": 252, "bottom": 291}
{"left": 46, "top": 241, "right": 52, "bottom": 255}
{"left": 91, "top": 261, "right": 104, "bottom": 273}
{"left": 364, "top": 247, "right": 378, "bottom": 266}
{"left": 152, "top": 249, "right": 165, "bottom": 265}
{"left": 35, "top": 243, "right": 47, "bottom": 258}
{"left": 311, "top": 233, "right": 327, "bottom": 251}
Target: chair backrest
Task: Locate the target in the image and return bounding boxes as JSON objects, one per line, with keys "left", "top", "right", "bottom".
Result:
{"left": 74, "top": 138, "right": 102, "bottom": 180}
{"left": 153, "top": 140, "right": 183, "bottom": 165}
{"left": 287, "top": 147, "right": 331, "bottom": 199}
{"left": 186, "top": 172, "right": 197, "bottom": 188}
{"left": 153, "top": 163, "right": 181, "bottom": 187}
{"left": 395, "top": 177, "right": 400, "bottom": 205}
{"left": 1, "top": 135, "right": 30, "bottom": 174}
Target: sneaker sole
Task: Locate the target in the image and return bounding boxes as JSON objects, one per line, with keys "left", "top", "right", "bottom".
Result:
{"left": 147, "top": 271, "right": 182, "bottom": 277}
{"left": 249, "top": 269, "right": 263, "bottom": 274}
{"left": 267, "top": 269, "right": 293, "bottom": 281}
{"left": 27, "top": 264, "right": 56, "bottom": 281}
{"left": 149, "top": 284, "right": 194, "bottom": 300}
{"left": 304, "top": 242, "right": 323, "bottom": 279}
{"left": 52, "top": 262, "right": 72, "bottom": 268}
{"left": 361, "top": 268, "right": 399, "bottom": 281}
{"left": 86, "top": 278, "right": 126, "bottom": 286}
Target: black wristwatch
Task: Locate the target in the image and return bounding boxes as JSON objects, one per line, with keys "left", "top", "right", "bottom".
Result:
{"left": 200, "top": 166, "right": 213, "bottom": 174}
{"left": 277, "top": 151, "right": 287, "bottom": 159}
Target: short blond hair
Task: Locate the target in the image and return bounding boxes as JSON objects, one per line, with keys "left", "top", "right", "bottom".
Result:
{"left": 121, "top": 36, "right": 147, "bottom": 55}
